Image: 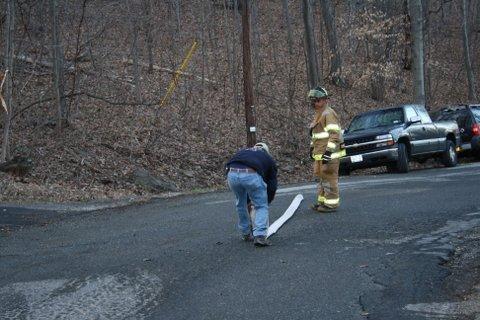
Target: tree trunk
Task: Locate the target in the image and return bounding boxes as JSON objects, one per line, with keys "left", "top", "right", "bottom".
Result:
{"left": 175, "top": 0, "right": 181, "bottom": 31}
{"left": 241, "top": 0, "right": 256, "bottom": 147}
{"left": 403, "top": 0, "right": 412, "bottom": 70}
{"left": 2, "top": 0, "right": 15, "bottom": 162}
{"left": 50, "top": 0, "right": 68, "bottom": 130}
{"left": 232, "top": 0, "right": 241, "bottom": 113}
{"left": 167, "top": 0, "right": 180, "bottom": 73}
{"left": 69, "top": 0, "right": 88, "bottom": 117}
{"left": 476, "top": 0, "right": 480, "bottom": 34}
{"left": 281, "top": 0, "right": 294, "bottom": 58}
{"left": 251, "top": 0, "right": 261, "bottom": 96}
{"left": 423, "top": 0, "right": 432, "bottom": 106}
{"left": 199, "top": 0, "right": 207, "bottom": 139}
{"left": 370, "top": 0, "right": 390, "bottom": 101}
{"left": 462, "top": 0, "right": 477, "bottom": 101}
{"left": 282, "top": 0, "right": 297, "bottom": 147}
{"left": 222, "top": 0, "right": 232, "bottom": 111}
{"left": 129, "top": 2, "right": 141, "bottom": 102}
{"left": 408, "top": 0, "right": 425, "bottom": 105}
{"left": 318, "top": 0, "right": 343, "bottom": 86}
{"left": 302, "top": 0, "right": 321, "bottom": 88}
{"left": 371, "top": 40, "right": 385, "bottom": 101}
{"left": 143, "top": 0, "right": 154, "bottom": 73}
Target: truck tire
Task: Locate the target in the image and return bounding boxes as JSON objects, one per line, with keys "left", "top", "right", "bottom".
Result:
{"left": 441, "top": 140, "right": 457, "bottom": 167}
{"left": 396, "top": 143, "right": 409, "bottom": 173}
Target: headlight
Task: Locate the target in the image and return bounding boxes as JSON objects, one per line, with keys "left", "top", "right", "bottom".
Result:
{"left": 375, "top": 134, "right": 393, "bottom": 140}
{"left": 375, "top": 134, "right": 394, "bottom": 147}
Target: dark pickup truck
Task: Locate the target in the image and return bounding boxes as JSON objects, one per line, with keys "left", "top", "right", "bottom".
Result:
{"left": 434, "top": 104, "right": 480, "bottom": 158}
{"left": 340, "top": 104, "right": 460, "bottom": 174}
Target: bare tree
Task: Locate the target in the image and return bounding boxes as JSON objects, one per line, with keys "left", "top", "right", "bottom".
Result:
{"left": 2, "top": 0, "right": 15, "bottom": 162}
{"left": 198, "top": 0, "right": 207, "bottom": 138}
{"left": 172, "top": 0, "right": 181, "bottom": 32}
{"left": 143, "top": 0, "right": 155, "bottom": 73}
{"left": 318, "top": 0, "right": 344, "bottom": 86}
{"left": 50, "top": 0, "right": 68, "bottom": 130}
{"left": 129, "top": 1, "right": 141, "bottom": 101}
{"left": 408, "top": 0, "right": 425, "bottom": 105}
{"left": 302, "top": 0, "right": 321, "bottom": 88}
{"left": 232, "top": 0, "right": 241, "bottom": 113}
{"left": 281, "top": 0, "right": 295, "bottom": 60}
{"left": 281, "top": 0, "right": 295, "bottom": 113}
{"left": 281, "top": 0, "right": 301, "bottom": 149}
{"left": 403, "top": 0, "right": 412, "bottom": 70}
{"left": 423, "top": 0, "right": 432, "bottom": 105}
{"left": 370, "top": 1, "right": 389, "bottom": 101}
{"left": 461, "top": 0, "right": 477, "bottom": 101}
{"left": 69, "top": 0, "right": 88, "bottom": 116}
{"left": 251, "top": 0, "right": 262, "bottom": 96}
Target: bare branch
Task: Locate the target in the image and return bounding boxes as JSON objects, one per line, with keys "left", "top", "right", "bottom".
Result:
{"left": 121, "top": 58, "right": 217, "bottom": 85}
{"left": 14, "top": 53, "right": 75, "bottom": 72}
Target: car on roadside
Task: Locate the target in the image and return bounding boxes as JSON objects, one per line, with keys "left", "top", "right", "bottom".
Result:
{"left": 340, "top": 104, "right": 460, "bottom": 174}
{"left": 433, "top": 104, "right": 480, "bottom": 158}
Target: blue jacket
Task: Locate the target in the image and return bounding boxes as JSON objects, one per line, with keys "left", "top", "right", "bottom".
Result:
{"left": 226, "top": 147, "right": 278, "bottom": 203}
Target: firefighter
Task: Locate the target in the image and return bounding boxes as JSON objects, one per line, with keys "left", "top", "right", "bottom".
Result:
{"left": 308, "top": 86, "right": 346, "bottom": 212}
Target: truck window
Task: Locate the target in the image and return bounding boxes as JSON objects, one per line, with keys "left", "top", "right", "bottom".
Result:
{"left": 404, "top": 107, "right": 418, "bottom": 122}
{"left": 436, "top": 112, "right": 457, "bottom": 121}
{"left": 415, "top": 106, "right": 432, "bottom": 124}
{"left": 437, "top": 110, "right": 467, "bottom": 125}
{"left": 454, "top": 114, "right": 468, "bottom": 128}
{"left": 347, "top": 108, "right": 404, "bottom": 132}
{"left": 471, "top": 106, "right": 480, "bottom": 122}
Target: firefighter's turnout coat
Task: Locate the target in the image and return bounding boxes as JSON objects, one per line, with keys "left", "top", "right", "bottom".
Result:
{"left": 310, "top": 105, "right": 345, "bottom": 208}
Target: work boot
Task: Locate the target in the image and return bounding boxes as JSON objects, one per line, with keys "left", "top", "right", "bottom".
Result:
{"left": 310, "top": 203, "right": 321, "bottom": 211}
{"left": 314, "top": 204, "right": 337, "bottom": 213}
{"left": 253, "top": 236, "right": 272, "bottom": 247}
{"left": 241, "top": 233, "right": 254, "bottom": 242}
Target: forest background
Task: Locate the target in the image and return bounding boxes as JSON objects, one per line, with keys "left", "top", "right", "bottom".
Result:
{"left": 0, "top": 0, "right": 478, "bottom": 202}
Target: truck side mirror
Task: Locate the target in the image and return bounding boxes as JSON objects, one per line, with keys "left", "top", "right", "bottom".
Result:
{"left": 409, "top": 115, "right": 421, "bottom": 124}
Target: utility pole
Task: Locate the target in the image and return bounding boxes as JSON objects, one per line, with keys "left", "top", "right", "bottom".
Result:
{"left": 241, "top": 0, "right": 256, "bottom": 147}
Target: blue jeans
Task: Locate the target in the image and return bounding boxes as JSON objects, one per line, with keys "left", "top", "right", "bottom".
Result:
{"left": 227, "top": 171, "right": 269, "bottom": 237}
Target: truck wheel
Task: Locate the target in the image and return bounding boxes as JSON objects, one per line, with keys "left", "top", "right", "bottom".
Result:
{"left": 396, "top": 143, "right": 409, "bottom": 173}
{"left": 441, "top": 140, "right": 457, "bottom": 167}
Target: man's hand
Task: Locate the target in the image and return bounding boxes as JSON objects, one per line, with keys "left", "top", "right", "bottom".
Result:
{"left": 322, "top": 150, "right": 332, "bottom": 164}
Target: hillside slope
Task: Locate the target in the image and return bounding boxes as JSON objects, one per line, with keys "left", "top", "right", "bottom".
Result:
{"left": 0, "top": 0, "right": 477, "bottom": 202}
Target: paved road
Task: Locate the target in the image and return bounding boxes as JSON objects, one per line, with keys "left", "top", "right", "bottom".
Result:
{"left": 1, "top": 163, "right": 480, "bottom": 320}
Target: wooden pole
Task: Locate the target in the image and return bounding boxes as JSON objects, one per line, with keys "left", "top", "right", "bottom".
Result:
{"left": 241, "top": 0, "right": 256, "bottom": 147}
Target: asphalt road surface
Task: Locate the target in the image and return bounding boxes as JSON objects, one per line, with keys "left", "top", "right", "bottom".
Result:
{"left": 1, "top": 163, "right": 480, "bottom": 320}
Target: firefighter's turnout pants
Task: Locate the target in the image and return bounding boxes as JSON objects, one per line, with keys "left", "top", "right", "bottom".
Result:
{"left": 310, "top": 105, "right": 345, "bottom": 209}
{"left": 314, "top": 159, "right": 340, "bottom": 208}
